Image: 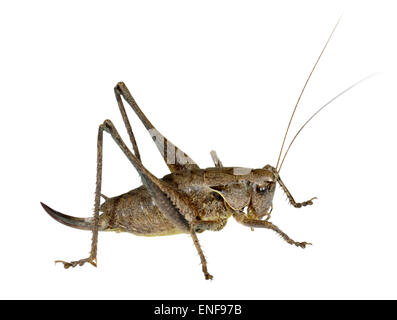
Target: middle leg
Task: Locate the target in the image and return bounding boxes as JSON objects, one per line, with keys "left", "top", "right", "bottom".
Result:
{"left": 101, "top": 119, "right": 213, "bottom": 279}
{"left": 190, "top": 228, "right": 213, "bottom": 280}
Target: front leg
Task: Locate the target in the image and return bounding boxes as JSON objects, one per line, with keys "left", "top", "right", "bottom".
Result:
{"left": 233, "top": 212, "right": 311, "bottom": 248}
{"left": 277, "top": 175, "right": 316, "bottom": 208}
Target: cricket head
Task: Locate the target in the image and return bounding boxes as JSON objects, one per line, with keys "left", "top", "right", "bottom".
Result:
{"left": 246, "top": 165, "right": 277, "bottom": 219}
{"left": 208, "top": 166, "right": 277, "bottom": 220}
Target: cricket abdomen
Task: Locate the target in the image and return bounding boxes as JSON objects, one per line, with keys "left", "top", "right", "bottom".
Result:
{"left": 100, "top": 169, "right": 232, "bottom": 236}
{"left": 100, "top": 185, "right": 184, "bottom": 236}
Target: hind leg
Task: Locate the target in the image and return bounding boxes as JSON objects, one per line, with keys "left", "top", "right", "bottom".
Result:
{"left": 101, "top": 119, "right": 214, "bottom": 279}
{"left": 55, "top": 123, "right": 105, "bottom": 269}
{"left": 114, "top": 82, "right": 199, "bottom": 173}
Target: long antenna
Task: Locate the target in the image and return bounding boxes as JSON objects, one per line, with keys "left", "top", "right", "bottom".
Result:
{"left": 275, "top": 18, "right": 341, "bottom": 171}
{"left": 277, "top": 74, "right": 377, "bottom": 172}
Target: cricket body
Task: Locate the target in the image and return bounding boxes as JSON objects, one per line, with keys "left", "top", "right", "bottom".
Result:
{"left": 41, "top": 21, "right": 349, "bottom": 280}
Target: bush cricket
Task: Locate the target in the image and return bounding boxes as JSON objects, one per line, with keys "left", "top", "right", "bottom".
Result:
{"left": 41, "top": 20, "right": 365, "bottom": 280}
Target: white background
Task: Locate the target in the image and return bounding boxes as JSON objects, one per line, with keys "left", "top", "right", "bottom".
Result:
{"left": 1, "top": 0, "right": 396, "bottom": 299}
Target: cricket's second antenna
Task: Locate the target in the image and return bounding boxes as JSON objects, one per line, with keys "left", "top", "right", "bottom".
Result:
{"left": 277, "top": 74, "right": 376, "bottom": 172}
{"left": 275, "top": 17, "right": 341, "bottom": 171}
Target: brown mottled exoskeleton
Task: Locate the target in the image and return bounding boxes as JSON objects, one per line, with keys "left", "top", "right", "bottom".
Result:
{"left": 41, "top": 21, "right": 357, "bottom": 280}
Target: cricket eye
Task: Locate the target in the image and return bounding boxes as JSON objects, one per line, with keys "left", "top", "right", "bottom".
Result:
{"left": 256, "top": 185, "right": 269, "bottom": 194}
